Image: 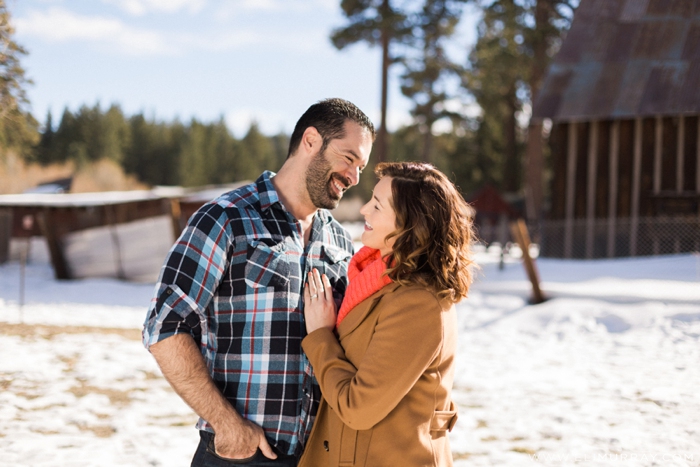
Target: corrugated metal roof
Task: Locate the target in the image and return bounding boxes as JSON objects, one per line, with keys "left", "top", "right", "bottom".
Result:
{"left": 534, "top": 0, "right": 700, "bottom": 121}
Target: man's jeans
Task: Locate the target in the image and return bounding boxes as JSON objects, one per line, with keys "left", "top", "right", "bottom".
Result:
{"left": 191, "top": 431, "right": 298, "bottom": 467}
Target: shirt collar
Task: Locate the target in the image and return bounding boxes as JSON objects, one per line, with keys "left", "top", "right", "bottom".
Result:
{"left": 256, "top": 171, "right": 281, "bottom": 212}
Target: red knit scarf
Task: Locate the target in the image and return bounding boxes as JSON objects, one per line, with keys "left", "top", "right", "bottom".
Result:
{"left": 336, "top": 246, "right": 393, "bottom": 326}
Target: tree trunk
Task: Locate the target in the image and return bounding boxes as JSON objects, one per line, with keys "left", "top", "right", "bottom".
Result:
{"left": 377, "top": 0, "right": 391, "bottom": 164}
{"left": 524, "top": 0, "right": 551, "bottom": 222}
{"left": 422, "top": 122, "right": 433, "bottom": 163}
{"left": 504, "top": 88, "right": 519, "bottom": 192}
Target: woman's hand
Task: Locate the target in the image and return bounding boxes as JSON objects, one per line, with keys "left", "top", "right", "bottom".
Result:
{"left": 303, "top": 269, "right": 336, "bottom": 334}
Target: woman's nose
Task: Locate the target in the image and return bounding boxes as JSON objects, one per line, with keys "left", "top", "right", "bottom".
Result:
{"left": 359, "top": 202, "right": 369, "bottom": 216}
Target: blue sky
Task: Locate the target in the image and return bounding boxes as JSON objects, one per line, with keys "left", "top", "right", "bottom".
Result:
{"left": 10, "top": 0, "right": 479, "bottom": 137}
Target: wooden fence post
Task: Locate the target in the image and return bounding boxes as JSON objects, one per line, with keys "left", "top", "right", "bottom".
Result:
{"left": 510, "top": 219, "right": 546, "bottom": 304}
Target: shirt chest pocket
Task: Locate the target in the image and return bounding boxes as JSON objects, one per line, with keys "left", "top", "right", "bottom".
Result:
{"left": 244, "top": 241, "right": 291, "bottom": 290}
{"left": 318, "top": 244, "right": 351, "bottom": 280}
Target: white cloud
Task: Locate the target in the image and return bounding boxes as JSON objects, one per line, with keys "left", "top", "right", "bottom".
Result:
{"left": 102, "top": 0, "right": 207, "bottom": 16}
{"left": 214, "top": 0, "right": 334, "bottom": 19}
{"left": 16, "top": 6, "right": 328, "bottom": 57}
{"left": 15, "top": 8, "right": 173, "bottom": 56}
{"left": 182, "top": 30, "right": 266, "bottom": 52}
{"left": 181, "top": 27, "right": 326, "bottom": 54}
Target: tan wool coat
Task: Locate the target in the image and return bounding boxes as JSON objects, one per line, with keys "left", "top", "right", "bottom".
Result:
{"left": 299, "top": 283, "right": 458, "bottom": 467}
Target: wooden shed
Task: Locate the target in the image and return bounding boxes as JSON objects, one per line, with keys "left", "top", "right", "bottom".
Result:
{"left": 0, "top": 189, "right": 184, "bottom": 281}
{"left": 0, "top": 182, "right": 251, "bottom": 281}
{"left": 533, "top": 0, "right": 700, "bottom": 258}
{"left": 467, "top": 184, "right": 520, "bottom": 246}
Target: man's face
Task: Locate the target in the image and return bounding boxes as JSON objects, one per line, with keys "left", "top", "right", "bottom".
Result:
{"left": 305, "top": 121, "right": 373, "bottom": 210}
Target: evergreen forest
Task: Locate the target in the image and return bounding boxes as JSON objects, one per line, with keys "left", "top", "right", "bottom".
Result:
{"left": 1, "top": 0, "right": 577, "bottom": 203}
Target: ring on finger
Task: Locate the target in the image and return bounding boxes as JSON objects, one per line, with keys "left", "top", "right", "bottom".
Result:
{"left": 310, "top": 294, "right": 318, "bottom": 299}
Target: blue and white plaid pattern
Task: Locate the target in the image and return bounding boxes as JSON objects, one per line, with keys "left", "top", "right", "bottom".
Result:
{"left": 143, "top": 171, "right": 353, "bottom": 456}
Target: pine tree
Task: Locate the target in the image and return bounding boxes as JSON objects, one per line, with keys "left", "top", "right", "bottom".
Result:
{"left": 463, "top": 0, "right": 528, "bottom": 193}
{"left": 462, "top": 0, "right": 575, "bottom": 197}
{"left": 35, "top": 111, "right": 55, "bottom": 164}
{"left": 400, "top": 0, "right": 467, "bottom": 162}
{"left": 240, "top": 122, "right": 277, "bottom": 179}
{"left": 0, "top": 0, "right": 38, "bottom": 153}
{"left": 331, "top": 0, "right": 413, "bottom": 163}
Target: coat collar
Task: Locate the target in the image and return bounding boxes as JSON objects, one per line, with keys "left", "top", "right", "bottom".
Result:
{"left": 336, "top": 282, "right": 402, "bottom": 340}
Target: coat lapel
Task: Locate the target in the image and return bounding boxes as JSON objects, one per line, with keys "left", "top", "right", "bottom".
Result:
{"left": 337, "top": 282, "right": 401, "bottom": 340}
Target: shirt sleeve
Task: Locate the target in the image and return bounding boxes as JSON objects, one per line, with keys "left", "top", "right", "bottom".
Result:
{"left": 142, "top": 201, "right": 233, "bottom": 349}
{"left": 301, "top": 288, "right": 445, "bottom": 431}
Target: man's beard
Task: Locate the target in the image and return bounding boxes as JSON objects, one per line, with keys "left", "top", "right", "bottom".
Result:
{"left": 305, "top": 148, "right": 350, "bottom": 210}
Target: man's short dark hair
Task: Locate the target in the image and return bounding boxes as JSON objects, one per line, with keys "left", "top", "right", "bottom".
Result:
{"left": 287, "top": 98, "right": 376, "bottom": 158}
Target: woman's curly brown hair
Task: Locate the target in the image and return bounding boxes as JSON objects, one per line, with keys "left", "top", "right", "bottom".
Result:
{"left": 376, "top": 162, "right": 475, "bottom": 303}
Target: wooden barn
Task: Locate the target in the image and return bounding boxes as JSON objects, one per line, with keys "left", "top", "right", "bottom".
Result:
{"left": 532, "top": 0, "right": 700, "bottom": 258}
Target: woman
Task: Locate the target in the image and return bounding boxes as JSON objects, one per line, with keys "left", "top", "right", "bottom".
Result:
{"left": 299, "top": 162, "right": 475, "bottom": 467}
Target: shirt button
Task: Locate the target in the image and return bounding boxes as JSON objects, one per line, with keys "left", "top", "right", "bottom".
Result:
{"left": 166, "top": 288, "right": 173, "bottom": 295}
{"left": 323, "top": 440, "right": 329, "bottom": 452}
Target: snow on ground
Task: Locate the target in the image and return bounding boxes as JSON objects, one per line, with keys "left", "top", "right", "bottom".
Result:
{"left": 0, "top": 240, "right": 699, "bottom": 466}
{"left": 450, "top": 249, "right": 700, "bottom": 467}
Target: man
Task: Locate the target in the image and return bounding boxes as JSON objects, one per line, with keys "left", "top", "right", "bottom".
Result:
{"left": 143, "top": 98, "right": 374, "bottom": 466}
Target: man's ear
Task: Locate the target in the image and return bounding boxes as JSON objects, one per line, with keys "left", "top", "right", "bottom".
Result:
{"left": 301, "top": 126, "right": 322, "bottom": 155}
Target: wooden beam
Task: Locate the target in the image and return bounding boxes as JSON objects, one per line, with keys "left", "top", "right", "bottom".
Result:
{"left": 510, "top": 219, "right": 545, "bottom": 304}
{"left": 607, "top": 120, "right": 620, "bottom": 258}
{"left": 105, "top": 205, "right": 126, "bottom": 280}
{"left": 677, "top": 115, "right": 685, "bottom": 193}
{"left": 0, "top": 208, "right": 10, "bottom": 264}
{"left": 37, "top": 209, "right": 70, "bottom": 280}
{"left": 630, "top": 118, "right": 643, "bottom": 257}
{"left": 586, "top": 121, "right": 599, "bottom": 259}
{"left": 654, "top": 116, "right": 662, "bottom": 194}
{"left": 697, "top": 117, "right": 700, "bottom": 217}
{"left": 170, "top": 198, "right": 183, "bottom": 241}
{"left": 564, "top": 122, "right": 578, "bottom": 259}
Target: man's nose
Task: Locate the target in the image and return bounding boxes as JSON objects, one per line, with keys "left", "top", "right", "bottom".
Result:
{"left": 346, "top": 166, "right": 360, "bottom": 187}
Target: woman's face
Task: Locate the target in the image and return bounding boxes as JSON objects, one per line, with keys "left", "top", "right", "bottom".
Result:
{"left": 359, "top": 176, "right": 397, "bottom": 257}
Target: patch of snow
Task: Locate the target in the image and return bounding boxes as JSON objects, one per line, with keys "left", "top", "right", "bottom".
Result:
{"left": 0, "top": 250, "right": 698, "bottom": 466}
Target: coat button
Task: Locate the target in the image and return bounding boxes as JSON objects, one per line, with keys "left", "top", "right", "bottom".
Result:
{"left": 323, "top": 440, "right": 329, "bottom": 452}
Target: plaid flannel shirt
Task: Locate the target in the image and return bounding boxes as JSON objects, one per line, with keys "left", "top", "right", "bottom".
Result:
{"left": 143, "top": 171, "right": 353, "bottom": 456}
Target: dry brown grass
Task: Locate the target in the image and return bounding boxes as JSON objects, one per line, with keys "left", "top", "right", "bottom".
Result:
{"left": 0, "top": 152, "right": 148, "bottom": 194}
{"left": 510, "top": 446, "right": 537, "bottom": 455}
{"left": 0, "top": 322, "right": 141, "bottom": 341}
{"left": 68, "top": 381, "right": 133, "bottom": 406}
{"left": 0, "top": 152, "right": 74, "bottom": 195}
{"left": 70, "top": 421, "right": 117, "bottom": 438}
{"left": 71, "top": 159, "right": 148, "bottom": 193}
